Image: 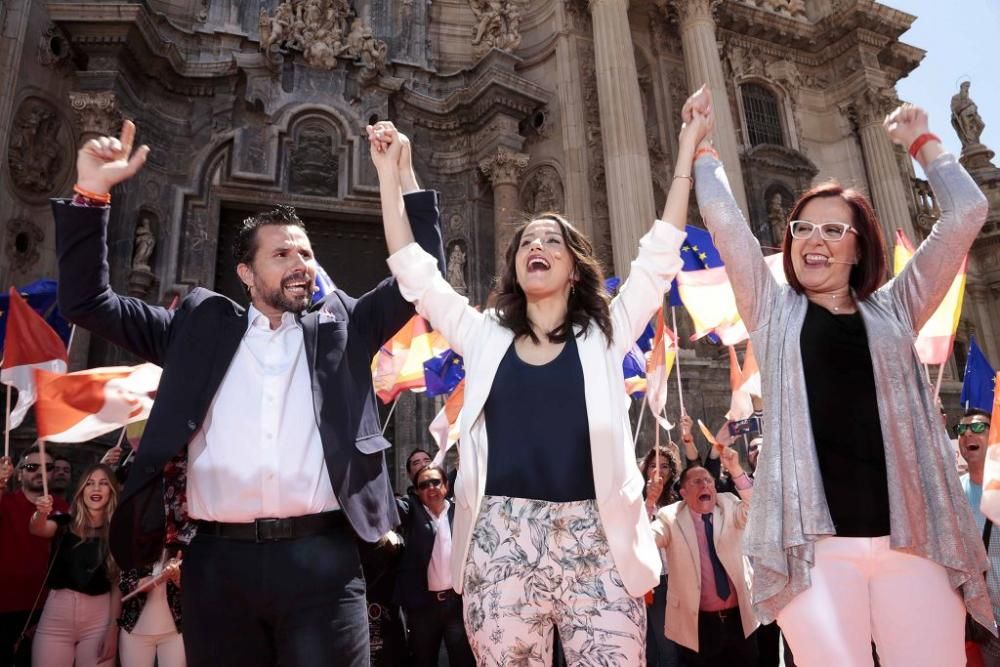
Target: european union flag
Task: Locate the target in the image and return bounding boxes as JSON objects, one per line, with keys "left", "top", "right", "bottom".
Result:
{"left": 0, "top": 279, "right": 71, "bottom": 355}
{"left": 423, "top": 349, "right": 465, "bottom": 397}
{"left": 961, "top": 336, "right": 995, "bottom": 412}
{"left": 312, "top": 265, "right": 336, "bottom": 303}
{"left": 670, "top": 225, "right": 723, "bottom": 307}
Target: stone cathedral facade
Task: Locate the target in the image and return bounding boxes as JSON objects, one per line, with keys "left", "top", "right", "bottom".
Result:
{"left": 2, "top": 0, "right": 999, "bottom": 486}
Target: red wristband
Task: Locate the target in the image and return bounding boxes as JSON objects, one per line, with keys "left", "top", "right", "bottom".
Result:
{"left": 73, "top": 184, "right": 111, "bottom": 205}
{"left": 907, "top": 133, "right": 940, "bottom": 159}
{"left": 694, "top": 146, "right": 720, "bottom": 162}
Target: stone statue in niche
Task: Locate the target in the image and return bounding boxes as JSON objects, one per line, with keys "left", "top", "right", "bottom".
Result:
{"left": 446, "top": 241, "right": 468, "bottom": 295}
{"left": 521, "top": 166, "right": 564, "bottom": 215}
{"left": 132, "top": 214, "right": 156, "bottom": 270}
{"left": 469, "top": 0, "right": 522, "bottom": 55}
{"left": 768, "top": 192, "right": 788, "bottom": 245}
{"left": 8, "top": 100, "right": 64, "bottom": 195}
{"left": 951, "top": 81, "right": 986, "bottom": 149}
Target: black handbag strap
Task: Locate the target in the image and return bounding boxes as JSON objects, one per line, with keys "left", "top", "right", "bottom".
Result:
{"left": 984, "top": 518, "right": 993, "bottom": 549}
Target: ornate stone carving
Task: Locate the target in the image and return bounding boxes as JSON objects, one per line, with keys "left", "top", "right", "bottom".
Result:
{"left": 259, "top": 0, "right": 387, "bottom": 78}
{"left": 69, "top": 91, "right": 121, "bottom": 138}
{"left": 520, "top": 165, "right": 565, "bottom": 214}
{"left": 289, "top": 124, "right": 339, "bottom": 196}
{"left": 8, "top": 98, "right": 68, "bottom": 197}
{"left": 951, "top": 81, "right": 996, "bottom": 171}
{"left": 848, "top": 88, "right": 894, "bottom": 128}
{"left": 478, "top": 147, "right": 528, "bottom": 187}
{"left": 37, "top": 24, "right": 71, "bottom": 68}
{"left": 5, "top": 219, "right": 44, "bottom": 273}
{"left": 132, "top": 212, "right": 156, "bottom": 271}
{"left": 446, "top": 240, "right": 469, "bottom": 295}
{"left": 737, "top": 0, "right": 806, "bottom": 19}
{"left": 663, "top": 0, "right": 721, "bottom": 25}
{"left": 470, "top": 0, "right": 522, "bottom": 56}
{"left": 767, "top": 191, "right": 788, "bottom": 245}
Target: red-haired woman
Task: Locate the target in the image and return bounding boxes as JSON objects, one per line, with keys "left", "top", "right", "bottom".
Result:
{"left": 29, "top": 463, "right": 121, "bottom": 666}
{"left": 368, "top": 111, "right": 704, "bottom": 665}
{"left": 688, "top": 89, "right": 992, "bottom": 665}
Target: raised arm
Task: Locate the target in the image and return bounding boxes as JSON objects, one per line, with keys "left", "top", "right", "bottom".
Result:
{"left": 28, "top": 494, "right": 58, "bottom": 539}
{"left": 55, "top": 121, "right": 178, "bottom": 364}
{"left": 377, "top": 127, "right": 485, "bottom": 356}
{"left": 608, "top": 108, "right": 706, "bottom": 350}
{"left": 882, "top": 105, "right": 989, "bottom": 329}
{"left": 687, "top": 88, "right": 778, "bottom": 332}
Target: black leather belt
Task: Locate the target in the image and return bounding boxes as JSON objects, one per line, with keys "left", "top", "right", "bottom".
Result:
{"left": 196, "top": 510, "right": 347, "bottom": 542}
{"left": 700, "top": 607, "right": 739, "bottom": 621}
{"left": 431, "top": 589, "right": 459, "bottom": 603}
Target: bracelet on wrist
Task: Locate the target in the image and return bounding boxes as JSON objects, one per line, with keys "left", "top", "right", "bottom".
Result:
{"left": 73, "top": 184, "right": 111, "bottom": 205}
{"left": 907, "top": 133, "right": 941, "bottom": 159}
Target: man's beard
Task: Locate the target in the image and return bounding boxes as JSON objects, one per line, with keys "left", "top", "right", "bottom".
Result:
{"left": 257, "top": 272, "right": 312, "bottom": 315}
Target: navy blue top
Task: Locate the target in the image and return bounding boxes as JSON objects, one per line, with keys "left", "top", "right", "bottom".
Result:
{"left": 483, "top": 335, "right": 596, "bottom": 502}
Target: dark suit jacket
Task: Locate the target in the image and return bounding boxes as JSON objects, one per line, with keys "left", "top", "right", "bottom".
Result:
{"left": 53, "top": 192, "right": 444, "bottom": 570}
{"left": 392, "top": 493, "right": 456, "bottom": 610}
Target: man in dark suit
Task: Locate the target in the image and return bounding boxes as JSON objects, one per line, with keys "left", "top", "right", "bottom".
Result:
{"left": 54, "top": 120, "right": 444, "bottom": 667}
{"left": 394, "top": 464, "right": 474, "bottom": 667}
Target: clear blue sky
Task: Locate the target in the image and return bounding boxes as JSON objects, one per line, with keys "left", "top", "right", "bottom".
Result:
{"left": 890, "top": 0, "right": 1000, "bottom": 158}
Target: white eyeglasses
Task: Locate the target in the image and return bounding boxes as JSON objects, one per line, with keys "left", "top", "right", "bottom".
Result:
{"left": 789, "top": 221, "right": 859, "bottom": 242}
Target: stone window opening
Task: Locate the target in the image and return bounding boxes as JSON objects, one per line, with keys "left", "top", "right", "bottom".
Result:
{"left": 741, "top": 83, "right": 785, "bottom": 147}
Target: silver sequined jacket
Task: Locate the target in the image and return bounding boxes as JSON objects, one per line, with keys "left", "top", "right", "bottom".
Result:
{"left": 694, "top": 152, "right": 994, "bottom": 629}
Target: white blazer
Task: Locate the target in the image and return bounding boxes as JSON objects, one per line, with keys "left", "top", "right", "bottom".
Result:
{"left": 387, "top": 220, "right": 686, "bottom": 597}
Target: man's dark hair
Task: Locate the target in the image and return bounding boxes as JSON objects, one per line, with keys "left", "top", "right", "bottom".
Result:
{"left": 414, "top": 463, "right": 448, "bottom": 487}
{"left": 52, "top": 455, "right": 71, "bottom": 468}
{"left": 405, "top": 448, "right": 432, "bottom": 472}
{"left": 677, "top": 464, "right": 714, "bottom": 488}
{"left": 964, "top": 408, "right": 992, "bottom": 421}
{"left": 19, "top": 444, "right": 51, "bottom": 465}
{"left": 232, "top": 205, "right": 307, "bottom": 266}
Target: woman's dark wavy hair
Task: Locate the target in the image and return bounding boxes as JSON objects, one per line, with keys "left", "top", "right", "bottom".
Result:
{"left": 640, "top": 444, "right": 681, "bottom": 508}
{"left": 493, "top": 212, "right": 613, "bottom": 345}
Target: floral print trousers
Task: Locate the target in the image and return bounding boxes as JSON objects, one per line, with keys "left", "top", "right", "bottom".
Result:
{"left": 462, "top": 495, "right": 646, "bottom": 666}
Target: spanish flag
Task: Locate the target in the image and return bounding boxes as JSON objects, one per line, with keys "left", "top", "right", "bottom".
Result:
{"left": 893, "top": 229, "right": 967, "bottom": 365}
{"left": 645, "top": 309, "right": 677, "bottom": 429}
{"left": 33, "top": 364, "right": 161, "bottom": 443}
{"left": 429, "top": 379, "right": 465, "bottom": 464}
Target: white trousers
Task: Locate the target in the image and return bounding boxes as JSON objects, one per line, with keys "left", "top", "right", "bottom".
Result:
{"left": 118, "top": 629, "right": 186, "bottom": 667}
{"left": 777, "top": 536, "right": 965, "bottom": 667}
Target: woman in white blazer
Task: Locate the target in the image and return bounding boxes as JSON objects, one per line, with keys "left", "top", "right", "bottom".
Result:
{"left": 368, "top": 103, "right": 709, "bottom": 665}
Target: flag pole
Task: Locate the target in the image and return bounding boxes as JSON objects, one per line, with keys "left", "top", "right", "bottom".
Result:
{"left": 65, "top": 324, "right": 77, "bottom": 361}
{"left": 3, "top": 387, "right": 10, "bottom": 460}
{"left": 632, "top": 400, "right": 647, "bottom": 449}
{"left": 933, "top": 363, "right": 946, "bottom": 402}
{"left": 671, "top": 307, "right": 686, "bottom": 415}
{"left": 381, "top": 398, "right": 399, "bottom": 435}
{"left": 38, "top": 439, "right": 48, "bottom": 498}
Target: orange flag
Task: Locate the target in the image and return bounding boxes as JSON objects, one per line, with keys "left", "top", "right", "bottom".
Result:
{"left": 429, "top": 379, "right": 465, "bottom": 464}
{"left": 893, "top": 229, "right": 967, "bottom": 365}
{"left": 33, "top": 364, "right": 161, "bottom": 443}
{"left": 1, "top": 289, "right": 68, "bottom": 428}
{"left": 644, "top": 309, "right": 677, "bottom": 430}
{"left": 725, "top": 346, "right": 754, "bottom": 421}
{"left": 981, "top": 373, "right": 1000, "bottom": 521}
{"left": 371, "top": 316, "right": 448, "bottom": 403}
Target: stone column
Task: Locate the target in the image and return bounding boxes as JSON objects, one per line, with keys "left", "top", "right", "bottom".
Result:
{"left": 480, "top": 147, "right": 530, "bottom": 268}
{"left": 589, "top": 0, "right": 657, "bottom": 278}
{"left": 670, "top": 0, "right": 749, "bottom": 213}
{"left": 852, "top": 91, "right": 917, "bottom": 242}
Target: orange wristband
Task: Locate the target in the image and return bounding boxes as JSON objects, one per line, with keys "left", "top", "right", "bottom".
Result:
{"left": 694, "top": 146, "right": 720, "bottom": 162}
{"left": 73, "top": 184, "right": 111, "bottom": 205}
{"left": 907, "top": 133, "right": 940, "bottom": 159}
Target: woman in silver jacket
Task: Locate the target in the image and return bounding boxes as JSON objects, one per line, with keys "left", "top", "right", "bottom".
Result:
{"left": 686, "top": 89, "right": 992, "bottom": 666}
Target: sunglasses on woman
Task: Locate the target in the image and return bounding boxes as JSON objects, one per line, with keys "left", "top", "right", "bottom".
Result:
{"left": 955, "top": 422, "right": 990, "bottom": 436}
{"left": 416, "top": 478, "right": 443, "bottom": 491}
{"left": 789, "top": 221, "right": 859, "bottom": 242}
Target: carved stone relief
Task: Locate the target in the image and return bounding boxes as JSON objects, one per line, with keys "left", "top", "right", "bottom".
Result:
{"left": 68, "top": 91, "right": 121, "bottom": 138}
{"left": 5, "top": 219, "right": 44, "bottom": 273}
{"left": 520, "top": 165, "right": 565, "bottom": 215}
{"left": 7, "top": 97, "right": 70, "bottom": 200}
{"left": 289, "top": 122, "right": 340, "bottom": 197}
{"left": 259, "top": 0, "right": 387, "bottom": 79}
{"left": 37, "top": 24, "right": 71, "bottom": 68}
{"left": 470, "top": 0, "right": 523, "bottom": 56}
{"left": 446, "top": 239, "right": 469, "bottom": 295}
{"left": 579, "top": 41, "right": 613, "bottom": 269}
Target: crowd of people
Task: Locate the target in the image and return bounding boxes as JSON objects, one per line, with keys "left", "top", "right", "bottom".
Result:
{"left": 0, "top": 81, "right": 993, "bottom": 667}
